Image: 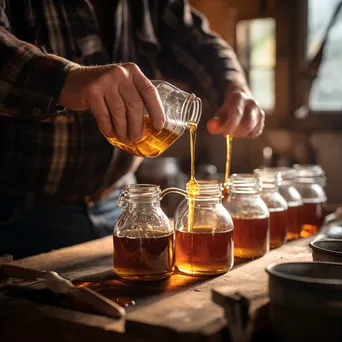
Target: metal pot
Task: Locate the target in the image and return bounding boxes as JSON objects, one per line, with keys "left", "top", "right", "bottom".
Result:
{"left": 309, "top": 239, "right": 342, "bottom": 263}
{"left": 266, "top": 262, "right": 342, "bottom": 342}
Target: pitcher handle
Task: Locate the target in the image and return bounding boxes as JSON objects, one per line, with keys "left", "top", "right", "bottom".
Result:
{"left": 160, "top": 187, "right": 187, "bottom": 200}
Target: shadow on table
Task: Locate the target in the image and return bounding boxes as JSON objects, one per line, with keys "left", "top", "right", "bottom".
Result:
{"left": 73, "top": 269, "right": 216, "bottom": 310}
{"left": 1, "top": 256, "right": 251, "bottom": 317}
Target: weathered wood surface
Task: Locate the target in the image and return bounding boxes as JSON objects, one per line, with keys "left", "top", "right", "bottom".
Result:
{"left": 125, "top": 238, "right": 312, "bottom": 332}
{"left": 0, "top": 236, "right": 314, "bottom": 342}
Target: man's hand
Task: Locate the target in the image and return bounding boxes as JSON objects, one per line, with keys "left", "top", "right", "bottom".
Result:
{"left": 207, "top": 87, "right": 265, "bottom": 138}
{"left": 59, "top": 62, "right": 165, "bottom": 143}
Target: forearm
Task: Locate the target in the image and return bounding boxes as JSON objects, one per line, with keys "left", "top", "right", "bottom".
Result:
{"left": 0, "top": 27, "right": 75, "bottom": 120}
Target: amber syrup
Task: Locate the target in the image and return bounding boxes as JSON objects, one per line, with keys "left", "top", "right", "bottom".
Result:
{"left": 113, "top": 231, "right": 174, "bottom": 282}
{"left": 232, "top": 215, "right": 270, "bottom": 259}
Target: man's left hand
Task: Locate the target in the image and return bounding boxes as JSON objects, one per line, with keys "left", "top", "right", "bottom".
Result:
{"left": 207, "top": 88, "right": 265, "bottom": 138}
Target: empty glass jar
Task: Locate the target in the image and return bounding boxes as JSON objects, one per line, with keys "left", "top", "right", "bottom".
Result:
{"left": 113, "top": 184, "right": 174, "bottom": 282}
{"left": 103, "top": 80, "right": 202, "bottom": 157}
{"left": 223, "top": 174, "right": 270, "bottom": 259}
{"left": 174, "top": 180, "right": 234, "bottom": 276}
{"left": 294, "top": 164, "right": 327, "bottom": 237}
{"left": 254, "top": 170, "right": 288, "bottom": 249}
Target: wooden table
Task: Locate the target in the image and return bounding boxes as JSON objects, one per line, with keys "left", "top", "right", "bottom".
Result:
{"left": 0, "top": 236, "right": 314, "bottom": 342}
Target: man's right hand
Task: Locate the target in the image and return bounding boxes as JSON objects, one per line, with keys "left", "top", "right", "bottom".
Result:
{"left": 58, "top": 62, "right": 165, "bottom": 143}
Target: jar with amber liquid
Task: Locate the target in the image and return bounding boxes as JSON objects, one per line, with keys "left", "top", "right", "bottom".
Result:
{"left": 103, "top": 80, "right": 202, "bottom": 157}
{"left": 113, "top": 184, "right": 174, "bottom": 282}
{"left": 254, "top": 170, "right": 288, "bottom": 249}
{"left": 258, "top": 167, "right": 303, "bottom": 241}
{"left": 174, "top": 180, "right": 234, "bottom": 276}
{"left": 294, "top": 164, "right": 327, "bottom": 237}
{"left": 223, "top": 174, "right": 270, "bottom": 259}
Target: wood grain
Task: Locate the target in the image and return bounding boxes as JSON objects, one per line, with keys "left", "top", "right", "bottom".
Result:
{"left": 0, "top": 235, "right": 314, "bottom": 341}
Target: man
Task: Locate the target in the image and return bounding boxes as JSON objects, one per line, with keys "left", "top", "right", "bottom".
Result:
{"left": 0, "top": 0, "right": 264, "bottom": 259}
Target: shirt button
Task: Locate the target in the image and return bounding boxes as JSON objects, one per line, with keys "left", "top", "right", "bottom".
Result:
{"left": 32, "top": 108, "right": 42, "bottom": 117}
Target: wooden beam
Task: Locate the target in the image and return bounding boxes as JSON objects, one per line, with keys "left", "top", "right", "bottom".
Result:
{"left": 274, "top": 0, "right": 295, "bottom": 118}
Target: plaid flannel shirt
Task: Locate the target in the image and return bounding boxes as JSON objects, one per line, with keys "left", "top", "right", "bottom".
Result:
{"left": 0, "top": 0, "right": 247, "bottom": 204}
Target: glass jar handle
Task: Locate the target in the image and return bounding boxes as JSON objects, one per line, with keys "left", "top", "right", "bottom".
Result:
{"left": 160, "top": 187, "right": 187, "bottom": 200}
{"left": 117, "top": 189, "right": 128, "bottom": 208}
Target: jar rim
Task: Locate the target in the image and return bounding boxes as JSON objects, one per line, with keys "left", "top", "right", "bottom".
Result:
{"left": 254, "top": 168, "right": 282, "bottom": 187}
{"left": 229, "top": 173, "right": 260, "bottom": 193}
{"left": 256, "top": 167, "right": 297, "bottom": 180}
{"left": 151, "top": 79, "right": 202, "bottom": 127}
{"left": 186, "top": 180, "right": 222, "bottom": 198}
{"left": 293, "top": 164, "right": 326, "bottom": 180}
{"left": 121, "top": 184, "right": 160, "bottom": 201}
{"left": 184, "top": 94, "right": 202, "bottom": 128}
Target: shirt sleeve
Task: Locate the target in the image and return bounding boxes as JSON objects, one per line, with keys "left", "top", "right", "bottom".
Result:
{"left": 0, "top": 1, "right": 74, "bottom": 120}
{"left": 157, "top": 0, "right": 249, "bottom": 111}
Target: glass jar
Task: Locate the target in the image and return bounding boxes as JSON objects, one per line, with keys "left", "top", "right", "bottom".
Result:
{"left": 174, "top": 180, "right": 234, "bottom": 276}
{"left": 103, "top": 80, "right": 202, "bottom": 157}
{"left": 294, "top": 164, "right": 327, "bottom": 237}
{"left": 254, "top": 170, "right": 288, "bottom": 249}
{"left": 294, "top": 164, "right": 326, "bottom": 187}
{"left": 135, "top": 157, "right": 188, "bottom": 217}
{"left": 315, "top": 207, "right": 342, "bottom": 241}
{"left": 223, "top": 174, "right": 270, "bottom": 259}
{"left": 259, "top": 167, "right": 303, "bottom": 241}
{"left": 113, "top": 184, "right": 174, "bottom": 282}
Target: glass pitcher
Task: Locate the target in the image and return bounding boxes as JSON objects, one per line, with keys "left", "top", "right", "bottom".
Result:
{"left": 113, "top": 184, "right": 179, "bottom": 282}
{"left": 223, "top": 174, "right": 270, "bottom": 259}
{"left": 104, "top": 80, "right": 202, "bottom": 157}
{"left": 174, "top": 180, "right": 234, "bottom": 276}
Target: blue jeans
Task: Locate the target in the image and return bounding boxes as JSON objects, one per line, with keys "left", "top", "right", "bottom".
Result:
{"left": 0, "top": 190, "right": 122, "bottom": 260}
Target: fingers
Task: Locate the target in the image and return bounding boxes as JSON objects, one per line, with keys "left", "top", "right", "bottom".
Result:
{"left": 93, "top": 63, "right": 164, "bottom": 144}
{"left": 208, "top": 91, "right": 265, "bottom": 138}
{"left": 207, "top": 91, "right": 245, "bottom": 135}
{"left": 104, "top": 91, "right": 128, "bottom": 143}
{"left": 245, "top": 108, "right": 265, "bottom": 138}
{"left": 132, "top": 65, "right": 165, "bottom": 131}
{"left": 206, "top": 117, "right": 223, "bottom": 134}
{"left": 88, "top": 89, "right": 115, "bottom": 138}
{"left": 219, "top": 91, "right": 246, "bottom": 134}
{"left": 117, "top": 79, "right": 144, "bottom": 142}
{"left": 86, "top": 62, "right": 163, "bottom": 144}
{"left": 232, "top": 99, "right": 260, "bottom": 137}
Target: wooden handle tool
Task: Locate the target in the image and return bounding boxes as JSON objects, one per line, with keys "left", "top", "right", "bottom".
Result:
{"left": 0, "top": 260, "right": 125, "bottom": 320}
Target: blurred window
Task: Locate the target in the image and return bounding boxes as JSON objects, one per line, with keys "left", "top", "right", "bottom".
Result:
{"left": 307, "top": 0, "right": 342, "bottom": 111}
{"left": 236, "top": 18, "right": 276, "bottom": 111}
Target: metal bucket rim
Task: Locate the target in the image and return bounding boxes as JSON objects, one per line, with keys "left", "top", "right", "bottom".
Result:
{"left": 266, "top": 262, "right": 342, "bottom": 286}
{"left": 309, "top": 239, "right": 342, "bottom": 257}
